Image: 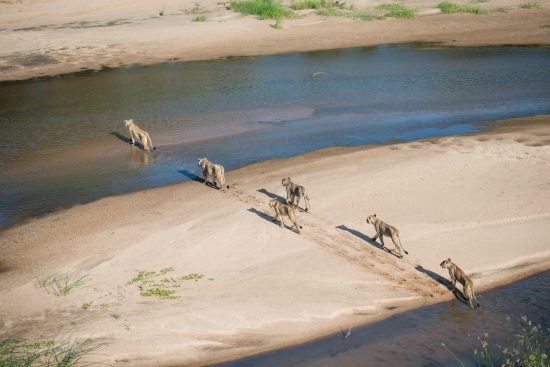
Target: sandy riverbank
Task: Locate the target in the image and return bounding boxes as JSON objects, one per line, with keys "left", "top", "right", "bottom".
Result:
{"left": 0, "top": 115, "right": 549, "bottom": 366}
{"left": 1, "top": 0, "right": 550, "bottom": 82}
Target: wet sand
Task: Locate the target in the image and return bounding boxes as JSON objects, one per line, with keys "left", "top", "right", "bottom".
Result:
{"left": 0, "top": 0, "right": 550, "bottom": 81}
{"left": 0, "top": 115, "right": 549, "bottom": 366}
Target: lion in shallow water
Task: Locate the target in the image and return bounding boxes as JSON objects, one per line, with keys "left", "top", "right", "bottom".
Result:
{"left": 124, "top": 119, "right": 155, "bottom": 151}
{"left": 440, "top": 258, "right": 480, "bottom": 309}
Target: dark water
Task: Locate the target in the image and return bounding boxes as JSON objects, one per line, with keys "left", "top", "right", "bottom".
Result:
{"left": 1, "top": 45, "right": 550, "bottom": 227}
{"left": 214, "top": 271, "right": 550, "bottom": 367}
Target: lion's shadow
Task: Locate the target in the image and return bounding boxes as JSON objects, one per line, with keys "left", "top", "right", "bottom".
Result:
{"left": 247, "top": 207, "right": 299, "bottom": 233}
{"left": 111, "top": 131, "right": 147, "bottom": 150}
{"left": 257, "top": 188, "right": 286, "bottom": 202}
{"left": 336, "top": 224, "right": 402, "bottom": 258}
{"left": 178, "top": 169, "right": 219, "bottom": 189}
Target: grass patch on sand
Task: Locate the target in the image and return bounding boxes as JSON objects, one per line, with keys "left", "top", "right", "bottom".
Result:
{"left": 81, "top": 301, "right": 93, "bottom": 310}
{"left": 520, "top": 0, "right": 541, "bottom": 8}
{"left": 0, "top": 336, "right": 100, "bottom": 367}
{"left": 437, "top": 1, "right": 486, "bottom": 13}
{"left": 376, "top": 3, "right": 416, "bottom": 18}
{"left": 230, "top": 0, "right": 293, "bottom": 19}
{"left": 127, "top": 268, "right": 211, "bottom": 299}
{"left": 192, "top": 15, "right": 207, "bottom": 21}
{"left": 34, "top": 273, "right": 89, "bottom": 297}
{"left": 316, "top": 7, "right": 381, "bottom": 20}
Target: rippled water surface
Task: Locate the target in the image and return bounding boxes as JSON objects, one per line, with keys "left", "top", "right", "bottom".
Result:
{"left": 1, "top": 45, "right": 549, "bottom": 227}
{"left": 214, "top": 271, "right": 550, "bottom": 367}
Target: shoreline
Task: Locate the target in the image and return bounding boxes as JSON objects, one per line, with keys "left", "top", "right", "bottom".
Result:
{"left": 1, "top": 0, "right": 550, "bottom": 82}
{"left": 1, "top": 115, "right": 549, "bottom": 366}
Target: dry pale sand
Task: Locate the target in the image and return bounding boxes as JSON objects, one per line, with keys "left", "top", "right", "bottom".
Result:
{"left": 1, "top": 0, "right": 550, "bottom": 81}
{"left": 0, "top": 115, "right": 549, "bottom": 366}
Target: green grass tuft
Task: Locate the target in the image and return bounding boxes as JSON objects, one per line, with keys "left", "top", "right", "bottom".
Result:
{"left": 34, "top": 273, "right": 89, "bottom": 297}
{"left": 273, "top": 16, "right": 283, "bottom": 28}
{"left": 139, "top": 286, "right": 179, "bottom": 299}
{"left": 291, "top": 0, "right": 323, "bottom": 9}
{"left": 0, "top": 336, "right": 100, "bottom": 367}
{"left": 520, "top": 0, "right": 541, "bottom": 8}
{"left": 437, "top": 1, "right": 486, "bottom": 13}
{"left": 192, "top": 15, "right": 207, "bottom": 21}
{"left": 81, "top": 301, "right": 93, "bottom": 310}
{"left": 181, "top": 273, "right": 205, "bottom": 281}
{"left": 348, "top": 11, "right": 380, "bottom": 20}
{"left": 230, "top": 0, "right": 293, "bottom": 19}
{"left": 127, "top": 270, "right": 156, "bottom": 285}
{"left": 376, "top": 3, "right": 416, "bottom": 18}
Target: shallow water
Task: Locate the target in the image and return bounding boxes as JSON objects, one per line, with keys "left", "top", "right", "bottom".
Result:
{"left": 214, "top": 271, "right": 550, "bottom": 367}
{"left": 1, "top": 44, "right": 550, "bottom": 227}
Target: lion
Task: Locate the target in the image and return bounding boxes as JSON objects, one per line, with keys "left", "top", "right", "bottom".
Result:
{"left": 198, "top": 157, "right": 228, "bottom": 190}
{"left": 124, "top": 119, "right": 155, "bottom": 151}
{"left": 269, "top": 199, "right": 302, "bottom": 233}
{"left": 281, "top": 177, "right": 310, "bottom": 212}
{"left": 440, "top": 258, "right": 480, "bottom": 309}
{"left": 366, "top": 213, "right": 408, "bottom": 258}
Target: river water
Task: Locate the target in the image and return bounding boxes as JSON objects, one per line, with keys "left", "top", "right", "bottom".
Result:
{"left": 214, "top": 271, "right": 550, "bottom": 367}
{"left": 1, "top": 44, "right": 549, "bottom": 227}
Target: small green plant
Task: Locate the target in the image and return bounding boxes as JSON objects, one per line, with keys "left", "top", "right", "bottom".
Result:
{"left": 193, "top": 15, "right": 207, "bottom": 21}
{"left": 348, "top": 11, "right": 380, "bottom": 20}
{"left": 99, "top": 303, "right": 110, "bottom": 309}
{"left": 139, "top": 286, "right": 179, "bottom": 299}
{"left": 0, "top": 336, "right": 100, "bottom": 367}
{"left": 542, "top": 24, "right": 550, "bottom": 28}
{"left": 181, "top": 273, "right": 205, "bottom": 281}
{"left": 291, "top": 0, "right": 323, "bottom": 9}
{"left": 376, "top": 3, "right": 416, "bottom": 17}
{"left": 316, "top": 7, "right": 343, "bottom": 15}
{"left": 437, "top": 1, "right": 485, "bottom": 13}
{"left": 35, "top": 273, "right": 89, "bottom": 296}
{"left": 127, "top": 270, "right": 157, "bottom": 285}
{"left": 273, "top": 16, "right": 283, "bottom": 28}
{"left": 520, "top": 0, "right": 541, "bottom": 8}
{"left": 442, "top": 316, "right": 549, "bottom": 367}
{"left": 81, "top": 301, "right": 93, "bottom": 310}
{"left": 191, "top": 1, "right": 207, "bottom": 13}
{"left": 230, "top": 0, "right": 293, "bottom": 19}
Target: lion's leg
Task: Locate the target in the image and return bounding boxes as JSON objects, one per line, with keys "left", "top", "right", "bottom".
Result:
{"left": 390, "top": 233, "right": 403, "bottom": 257}
{"left": 141, "top": 135, "right": 150, "bottom": 151}
{"left": 295, "top": 195, "right": 301, "bottom": 209}
{"left": 465, "top": 284, "right": 475, "bottom": 309}
{"left": 379, "top": 234, "right": 386, "bottom": 248}
{"left": 289, "top": 212, "right": 300, "bottom": 233}
{"left": 278, "top": 213, "right": 285, "bottom": 228}
{"left": 129, "top": 130, "right": 136, "bottom": 145}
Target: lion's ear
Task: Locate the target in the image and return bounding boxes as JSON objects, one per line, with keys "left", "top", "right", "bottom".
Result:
{"left": 373, "top": 213, "right": 377, "bottom": 217}
{"left": 448, "top": 258, "right": 451, "bottom": 261}
{"left": 129, "top": 119, "right": 133, "bottom": 123}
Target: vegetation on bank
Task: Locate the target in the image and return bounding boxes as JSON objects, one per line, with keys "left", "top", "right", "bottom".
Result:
{"left": 443, "top": 316, "right": 549, "bottom": 367}
{"left": 0, "top": 336, "right": 100, "bottom": 367}
{"left": 34, "top": 273, "right": 89, "bottom": 297}
{"left": 376, "top": 3, "right": 417, "bottom": 18}
{"left": 230, "top": 0, "right": 293, "bottom": 19}
{"left": 437, "top": 1, "right": 486, "bottom": 13}
{"left": 193, "top": 15, "right": 207, "bottom": 22}
{"left": 520, "top": 0, "right": 541, "bottom": 9}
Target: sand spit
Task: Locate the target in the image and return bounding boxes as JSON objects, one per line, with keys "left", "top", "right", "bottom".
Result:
{"left": 0, "top": 115, "right": 549, "bottom": 366}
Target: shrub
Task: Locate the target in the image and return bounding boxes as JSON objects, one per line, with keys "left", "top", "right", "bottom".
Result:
{"left": 230, "top": 0, "right": 293, "bottom": 19}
